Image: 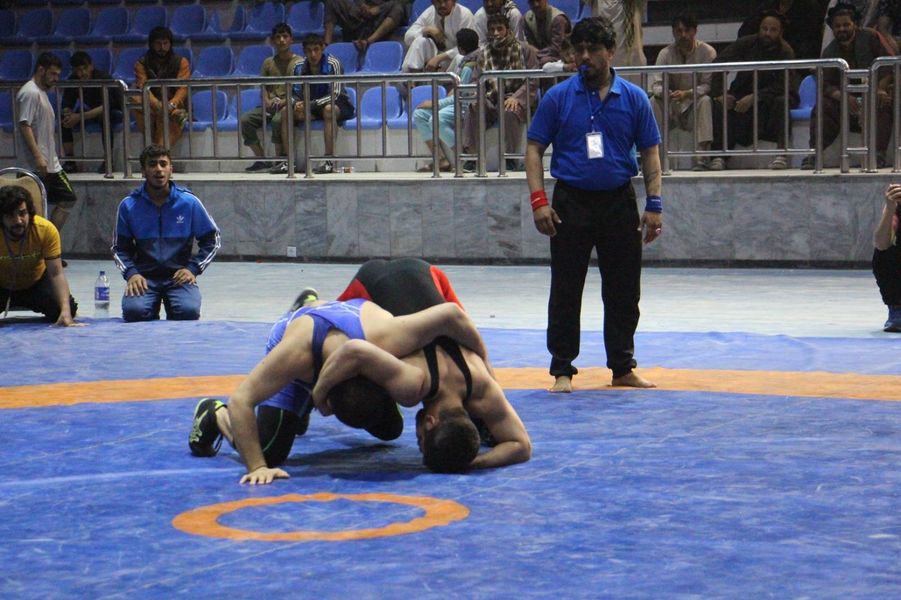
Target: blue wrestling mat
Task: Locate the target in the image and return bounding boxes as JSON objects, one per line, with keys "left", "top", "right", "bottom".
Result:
{"left": 1, "top": 320, "right": 899, "bottom": 598}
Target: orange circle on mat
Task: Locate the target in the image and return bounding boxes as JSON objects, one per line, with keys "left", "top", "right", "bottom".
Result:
{"left": 172, "top": 493, "right": 470, "bottom": 542}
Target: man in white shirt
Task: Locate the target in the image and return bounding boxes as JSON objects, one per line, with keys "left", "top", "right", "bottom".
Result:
{"left": 16, "top": 52, "right": 78, "bottom": 238}
{"left": 403, "top": 0, "right": 476, "bottom": 72}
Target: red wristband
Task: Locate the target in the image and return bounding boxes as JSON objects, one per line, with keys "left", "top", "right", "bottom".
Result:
{"left": 530, "top": 190, "right": 549, "bottom": 211}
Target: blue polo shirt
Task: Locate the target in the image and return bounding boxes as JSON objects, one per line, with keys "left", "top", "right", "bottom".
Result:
{"left": 527, "top": 69, "right": 660, "bottom": 192}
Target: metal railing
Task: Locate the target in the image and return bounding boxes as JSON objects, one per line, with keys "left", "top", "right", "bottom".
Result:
{"left": 2, "top": 56, "right": 898, "bottom": 177}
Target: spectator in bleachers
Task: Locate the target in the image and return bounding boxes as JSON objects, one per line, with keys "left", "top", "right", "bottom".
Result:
{"left": 462, "top": 13, "right": 539, "bottom": 171}
{"left": 413, "top": 28, "right": 480, "bottom": 172}
{"left": 15, "top": 52, "right": 78, "bottom": 238}
{"left": 584, "top": 0, "right": 646, "bottom": 82}
{"left": 708, "top": 10, "right": 800, "bottom": 171}
{"left": 650, "top": 13, "right": 717, "bottom": 171}
{"left": 739, "top": 1, "right": 832, "bottom": 60}
{"left": 874, "top": 183, "right": 901, "bottom": 332}
{"left": 802, "top": 2, "right": 894, "bottom": 169}
{"left": 241, "top": 23, "right": 303, "bottom": 173}
{"left": 474, "top": 0, "right": 525, "bottom": 45}
{"left": 60, "top": 51, "right": 123, "bottom": 175}
{"left": 272, "top": 33, "right": 355, "bottom": 175}
{"left": 875, "top": 0, "right": 901, "bottom": 52}
{"left": 523, "top": 0, "right": 572, "bottom": 66}
{"left": 131, "top": 27, "right": 191, "bottom": 150}
{"left": 323, "top": 0, "right": 406, "bottom": 51}
{"left": 403, "top": 0, "right": 476, "bottom": 73}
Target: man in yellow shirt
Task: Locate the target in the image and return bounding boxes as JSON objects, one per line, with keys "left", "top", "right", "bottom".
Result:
{"left": 0, "top": 186, "right": 79, "bottom": 326}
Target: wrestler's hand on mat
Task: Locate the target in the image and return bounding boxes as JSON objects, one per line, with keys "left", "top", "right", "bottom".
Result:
{"left": 125, "top": 273, "right": 148, "bottom": 296}
{"left": 53, "top": 313, "right": 84, "bottom": 327}
{"left": 240, "top": 466, "right": 289, "bottom": 485}
{"left": 171, "top": 268, "right": 196, "bottom": 286}
{"left": 640, "top": 211, "right": 662, "bottom": 244}
{"left": 533, "top": 205, "right": 561, "bottom": 237}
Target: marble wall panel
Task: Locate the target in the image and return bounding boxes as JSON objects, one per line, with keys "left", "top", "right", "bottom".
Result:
{"left": 295, "top": 182, "right": 328, "bottom": 258}
{"left": 453, "top": 184, "right": 488, "bottom": 258}
{"left": 390, "top": 183, "right": 423, "bottom": 257}
{"left": 733, "top": 179, "right": 811, "bottom": 261}
{"left": 326, "top": 183, "right": 359, "bottom": 256}
{"left": 421, "top": 180, "right": 456, "bottom": 258}
{"left": 232, "top": 185, "right": 296, "bottom": 256}
{"left": 484, "top": 182, "right": 521, "bottom": 259}
{"left": 357, "top": 183, "right": 392, "bottom": 257}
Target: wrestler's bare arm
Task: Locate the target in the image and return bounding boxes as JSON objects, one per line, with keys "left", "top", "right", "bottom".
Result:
{"left": 469, "top": 378, "right": 532, "bottom": 470}
{"left": 230, "top": 319, "right": 314, "bottom": 484}
{"left": 313, "top": 339, "right": 427, "bottom": 413}
{"left": 365, "top": 302, "right": 489, "bottom": 363}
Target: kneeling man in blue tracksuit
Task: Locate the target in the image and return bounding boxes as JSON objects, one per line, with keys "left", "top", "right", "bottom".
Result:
{"left": 112, "top": 145, "right": 220, "bottom": 322}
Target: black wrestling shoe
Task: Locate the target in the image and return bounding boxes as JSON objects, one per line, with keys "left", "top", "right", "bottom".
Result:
{"left": 188, "top": 398, "right": 225, "bottom": 457}
{"left": 290, "top": 287, "right": 319, "bottom": 312}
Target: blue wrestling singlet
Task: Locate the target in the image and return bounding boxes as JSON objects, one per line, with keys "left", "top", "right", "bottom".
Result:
{"left": 260, "top": 299, "right": 368, "bottom": 413}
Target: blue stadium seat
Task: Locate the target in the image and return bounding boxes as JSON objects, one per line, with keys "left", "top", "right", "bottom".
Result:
{"left": 0, "top": 91, "right": 13, "bottom": 134}
{"left": 77, "top": 6, "right": 128, "bottom": 44}
{"left": 112, "top": 47, "right": 146, "bottom": 85}
{"left": 234, "top": 45, "right": 274, "bottom": 77}
{"left": 411, "top": 0, "right": 432, "bottom": 21}
{"left": 344, "top": 86, "right": 401, "bottom": 129}
{"left": 326, "top": 42, "right": 360, "bottom": 74}
{"left": 0, "top": 8, "right": 52, "bottom": 47}
{"left": 361, "top": 41, "right": 403, "bottom": 73}
{"left": 0, "top": 10, "right": 14, "bottom": 38}
{"left": 192, "top": 6, "right": 245, "bottom": 43}
{"left": 230, "top": 2, "right": 286, "bottom": 41}
{"left": 171, "top": 4, "right": 207, "bottom": 42}
{"left": 48, "top": 49, "right": 74, "bottom": 80}
{"left": 290, "top": 43, "right": 306, "bottom": 57}
{"left": 113, "top": 5, "right": 167, "bottom": 44}
{"left": 555, "top": 0, "right": 581, "bottom": 23}
{"left": 387, "top": 84, "right": 447, "bottom": 128}
{"left": 287, "top": 1, "right": 325, "bottom": 37}
{"left": 0, "top": 50, "right": 35, "bottom": 82}
{"left": 189, "top": 89, "right": 229, "bottom": 131}
{"left": 790, "top": 75, "right": 817, "bottom": 121}
{"left": 36, "top": 6, "right": 90, "bottom": 45}
{"left": 220, "top": 88, "right": 264, "bottom": 131}
{"left": 86, "top": 47, "right": 113, "bottom": 75}
{"left": 192, "top": 47, "right": 234, "bottom": 78}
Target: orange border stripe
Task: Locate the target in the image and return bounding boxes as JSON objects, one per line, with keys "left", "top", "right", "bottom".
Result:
{"left": 1, "top": 367, "right": 899, "bottom": 410}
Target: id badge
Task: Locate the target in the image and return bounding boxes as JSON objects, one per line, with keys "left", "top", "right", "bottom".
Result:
{"left": 586, "top": 132, "right": 603, "bottom": 159}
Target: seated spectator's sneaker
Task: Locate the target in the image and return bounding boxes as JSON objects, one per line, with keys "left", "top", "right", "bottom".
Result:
{"left": 884, "top": 305, "right": 901, "bottom": 333}
{"left": 62, "top": 161, "right": 78, "bottom": 174}
{"left": 505, "top": 158, "right": 524, "bottom": 171}
{"left": 708, "top": 157, "right": 726, "bottom": 171}
{"left": 245, "top": 160, "right": 273, "bottom": 172}
{"left": 312, "top": 160, "right": 334, "bottom": 174}
{"left": 768, "top": 155, "right": 788, "bottom": 170}
{"left": 461, "top": 160, "right": 476, "bottom": 173}
{"left": 800, "top": 155, "right": 815, "bottom": 170}
{"left": 691, "top": 157, "right": 710, "bottom": 171}
{"left": 188, "top": 398, "right": 225, "bottom": 457}
{"left": 877, "top": 153, "right": 888, "bottom": 169}
{"left": 269, "top": 161, "right": 288, "bottom": 174}
{"left": 95, "top": 162, "right": 108, "bottom": 175}
{"left": 290, "top": 287, "right": 319, "bottom": 312}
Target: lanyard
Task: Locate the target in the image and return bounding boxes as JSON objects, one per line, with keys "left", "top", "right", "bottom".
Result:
{"left": 584, "top": 72, "right": 614, "bottom": 133}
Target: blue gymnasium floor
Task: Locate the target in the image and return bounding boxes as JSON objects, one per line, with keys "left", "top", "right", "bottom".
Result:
{"left": 1, "top": 315, "right": 900, "bottom": 599}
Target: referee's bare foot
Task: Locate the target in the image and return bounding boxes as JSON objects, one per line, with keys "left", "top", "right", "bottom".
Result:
{"left": 611, "top": 372, "right": 656, "bottom": 388}
{"left": 549, "top": 375, "right": 572, "bottom": 393}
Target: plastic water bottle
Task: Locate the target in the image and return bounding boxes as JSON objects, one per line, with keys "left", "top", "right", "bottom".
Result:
{"left": 94, "top": 270, "right": 110, "bottom": 313}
